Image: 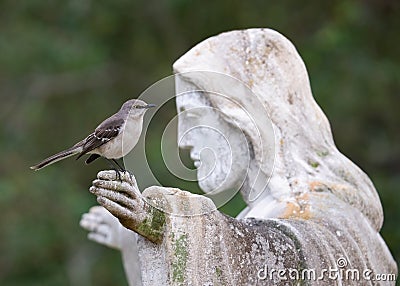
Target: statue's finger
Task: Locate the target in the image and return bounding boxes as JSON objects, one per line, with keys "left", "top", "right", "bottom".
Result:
{"left": 89, "top": 205, "right": 107, "bottom": 214}
{"left": 81, "top": 212, "right": 104, "bottom": 224}
{"left": 96, "top": 224, "right": 111, "bottom": 236}
{"left": 88, "top": 205, "right": 120, "bottom": 225}
{"left": 79, "top": 219, "right": 92, "bottom": 231}
{"left": 91, "top": 187, "right": 138, "bottom": 210}
{"left": 80, "top": 217, "right": 100, "bottom": 232}
{"left": 97, "top": 170, "right": 117, "bottom": 180}
{"left": 97, "top": 196, "right": 135, "bottom": 221}
{"left": 88, "top": 232, "right": 107, "bottom": 244}
{"left": 97, "top": 170, "right": 137, "bottom": 186}
{"left": 92, "top": 179, "right": 139, "bottom": 199}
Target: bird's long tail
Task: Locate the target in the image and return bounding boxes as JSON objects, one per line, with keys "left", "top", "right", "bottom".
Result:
{"left": 30, "top": 145, "right": 83, "bottom": 171}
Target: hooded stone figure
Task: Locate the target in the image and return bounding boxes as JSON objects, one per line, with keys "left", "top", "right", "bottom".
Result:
{"left": 173, "top": 28, "right": 383, "bottom": 229}
{"left": 83, "top": 29, "right": 397, "bottom": 285}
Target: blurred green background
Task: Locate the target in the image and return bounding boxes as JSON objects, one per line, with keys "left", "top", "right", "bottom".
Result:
{"left": 0, "top": 0, "right": 398, "bottom": 285}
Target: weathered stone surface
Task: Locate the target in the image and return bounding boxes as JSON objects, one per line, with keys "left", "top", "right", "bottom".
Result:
{"left": 83, "top": 29, "right": 397, "bottom": 285}
{"left": 173, "top": 28, "right": 383, "bottom": 231}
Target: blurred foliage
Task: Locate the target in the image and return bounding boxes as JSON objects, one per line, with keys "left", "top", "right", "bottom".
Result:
{"left": 0, "top": 0, "right": 398, "bottom": 285}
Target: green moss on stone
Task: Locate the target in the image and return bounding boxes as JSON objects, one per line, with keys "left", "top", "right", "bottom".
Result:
{"left": 308, "top": 160, "right": 319, "bottom": 168}
{"left": 316, "top": 150, "right": 329, "bottom": 157}
{"left": 172, "top": 233, "right": 188, "bottom": 284}
{"left": 137, "top": 207, "right": 165, "bottom": 243}
{"left": 215, "top": 266, "right": 222, "bottom": 277}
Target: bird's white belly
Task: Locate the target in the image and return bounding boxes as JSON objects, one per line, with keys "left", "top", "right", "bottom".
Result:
{"left": 95, "top": 118, "right": 143, "bottom": 159}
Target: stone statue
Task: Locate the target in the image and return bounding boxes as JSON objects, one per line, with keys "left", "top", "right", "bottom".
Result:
{"left": 80, "top": 29, "right": 397, "bottom": 285}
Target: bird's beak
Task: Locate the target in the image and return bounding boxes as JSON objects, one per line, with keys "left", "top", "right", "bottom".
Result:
{"left": 143, "top": 103, "right": 156, "bottom": 109}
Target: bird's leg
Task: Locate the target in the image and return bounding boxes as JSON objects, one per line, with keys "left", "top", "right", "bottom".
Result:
{"left": 112, "top": 159, "right": 125, "bottom": 172}
{"left": 113, "top": 159, "right": 135, "bottom": 182}
{"left": 106, "top": 159, "right": 124, "bottom": 181}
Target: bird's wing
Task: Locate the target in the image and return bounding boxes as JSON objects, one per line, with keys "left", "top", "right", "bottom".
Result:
{"left": 76, "top": 115, "right": 125, "bottom": 159}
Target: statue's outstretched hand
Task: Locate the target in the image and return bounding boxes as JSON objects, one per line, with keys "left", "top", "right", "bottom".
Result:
{"left": 89, "top": 170, "right": 163, "bottom": 243}
{"left": 79, "top": 205, "right": 122, "bottom": 249}
{"left": 90, "top": 170, "right": 146, "bottom": 225}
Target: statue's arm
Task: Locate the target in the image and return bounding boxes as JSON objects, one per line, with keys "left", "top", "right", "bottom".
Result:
{"left": 88, "top": 171, "right": 303, "bottom": 284}
{"left": 79, "top": 206, "right": 142, "bottom": 286}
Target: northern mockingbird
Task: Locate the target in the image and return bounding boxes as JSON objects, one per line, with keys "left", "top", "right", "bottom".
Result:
{"left": 30, "top": 99, "right": 155, "bottom": 171}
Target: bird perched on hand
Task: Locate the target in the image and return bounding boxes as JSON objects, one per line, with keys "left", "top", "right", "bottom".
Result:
{"left": 30, "top": 99, "right": 155, "bottom": 171}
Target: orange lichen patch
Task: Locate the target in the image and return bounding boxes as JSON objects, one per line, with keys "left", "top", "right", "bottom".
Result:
{"left": 309, "top": 181, "right": 351, "bottom": 194}
{"left": 309, "top": 181, "right": 325, "bottom": 192}
{"left": 247, "top": 78, "right": 254, "bottom": 88}
{"left": 229, "top": 46, "right": 239, "bottom": 54}
{"left": 279, "top": 193, "right": 313, "bottom": 220}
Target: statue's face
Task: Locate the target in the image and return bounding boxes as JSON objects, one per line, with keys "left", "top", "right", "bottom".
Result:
{"left": 176, "top": 92, "right": 250, "bottom": 194}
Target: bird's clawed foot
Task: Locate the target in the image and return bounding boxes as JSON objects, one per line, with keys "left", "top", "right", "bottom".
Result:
{"left": 106, "top": 159, "right": 129, "bottom": 182}
{"left": 115, "top": 169, "right": 123, "bottom": 182}
{"left": 114, "top": 169, "right": 134, "bottom": 182}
